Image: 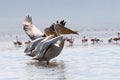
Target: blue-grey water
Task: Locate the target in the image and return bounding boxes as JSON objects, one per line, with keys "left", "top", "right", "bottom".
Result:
{"left": 0, "top": 30, "right": 120, "bottom": 80}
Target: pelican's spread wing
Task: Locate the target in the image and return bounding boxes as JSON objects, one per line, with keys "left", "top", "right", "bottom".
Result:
{"left": 27, "top": 35, "right": 53, "bottom": 57}
{"left": 33, "top": 36, "right": 64, "bottom": 61}
{"left": 32, "top": 35, "right": 63, "bottom": 56}
{"left": 23, "top": 15, "right": 44, "bottom": 40}
{"left": 40, "top": 35, "right": 63, "bottom": 52}
{"left": 54, "top": 24, "right": 79, "bottom": 35}
{"left": 24, "top": 37, "right": 45, "bottom": 53}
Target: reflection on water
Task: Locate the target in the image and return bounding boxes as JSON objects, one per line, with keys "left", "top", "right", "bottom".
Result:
{"left": 26, "top": 60, "right": 64, "bottom": 67}
{"left": 25, "top": 60, "right": 66, "bottom": 80}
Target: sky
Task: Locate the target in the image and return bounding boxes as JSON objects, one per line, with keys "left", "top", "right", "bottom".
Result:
{"left": 0, "top": 0, "right": 120, "bottom": 33}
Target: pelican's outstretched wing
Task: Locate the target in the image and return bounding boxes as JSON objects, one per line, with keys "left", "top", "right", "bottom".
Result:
{"left": 32, "top": 35, "right": 63, "bottom": 56}
{"left": 24, "top": 37, "right": 45, "bottom": 54}
{"left": 53, "top": 24, "right": 79, "bottom": 35}
{"left": 32, "top": 36, "right": 64, "bottom": 63}
{"left": 23, "top": 15, "right": 44, "bottom": 40}
{"left": 39, "top": 35, "right": 63, "bottom": 52}
{"left": 25, "top": 35, "right": 54, "bottom": 57}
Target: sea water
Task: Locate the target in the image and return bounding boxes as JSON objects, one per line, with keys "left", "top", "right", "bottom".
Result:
{"left": 0, "top": 30, "right": 120, "bottom": 80}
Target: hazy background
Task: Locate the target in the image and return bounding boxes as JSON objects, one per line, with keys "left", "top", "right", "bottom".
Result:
{"left": 0, "top": 0, "right": 120, "bottom": 34}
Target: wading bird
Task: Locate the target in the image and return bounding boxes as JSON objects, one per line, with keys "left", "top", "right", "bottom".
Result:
{"left": 82, "top": 36, "right": 88, "bottom": 44}
{"left": 23, "top": 15, "right": 78, "bottom": 64}
{"left": 13, "top": 36, "right": 22, "bottom": 47}
{"left": 91, "top": 36, "right": 103, "bottom": 44}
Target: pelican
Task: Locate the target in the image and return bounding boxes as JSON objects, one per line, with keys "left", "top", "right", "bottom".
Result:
{"left": 23, "top": 15, "right": 78, "bottom": 64}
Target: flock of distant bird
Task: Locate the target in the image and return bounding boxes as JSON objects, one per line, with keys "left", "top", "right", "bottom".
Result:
{"left": 82, "top": 32, "right": 120, "bottom": 44}
{"left": 82, "top": 36, "right": 103, "bottom": 44}
{"left": 13, "top": 15, "right": 120, "bottom": 64}
{"left": 14, "top": 34, "right": 120, "bottom": 47}
{"left": 13, "top": 36, "right": 31, "bottom": 47}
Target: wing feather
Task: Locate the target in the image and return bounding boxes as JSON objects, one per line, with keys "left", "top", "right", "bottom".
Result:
{"left": 23, "top": 15, "right": 44, "bottom": 40}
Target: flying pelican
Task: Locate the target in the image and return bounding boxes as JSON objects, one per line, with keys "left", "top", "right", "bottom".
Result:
{"left": 23, "top": 15, "right": 78, "bottom": 64}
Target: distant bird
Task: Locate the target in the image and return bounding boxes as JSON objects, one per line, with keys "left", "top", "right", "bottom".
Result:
{"left": 112, "top": 36, "right": 120, "bottom": 44}
{"left": 13, "top": 36, "right": 22, "bottom": 47}
{"left": 109, "top": 32, "right": 120, "bottom": 44}
{"left": 82, "top": 36, "right": 88, "bottom": 44}
{"left": 91, "top": 36, "right": 103, "bottom": 44}
{"left": 108, "top": 38, "right": 113, "bottom": 44}
{"left": 23, "top": 15, "right": 78, "bottom": 64}
{"left": 24, "top": 40, "right": 31, "bottom": 45}
{"left": 64, "top": 36, "right": 74, "bottom": 46}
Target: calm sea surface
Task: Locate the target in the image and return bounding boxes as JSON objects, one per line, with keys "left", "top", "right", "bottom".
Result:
{"left": 0, "top": 31, "right": 120, "bottom": 80}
